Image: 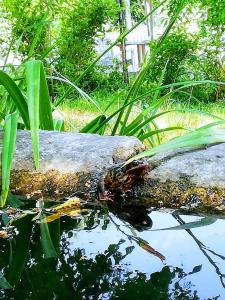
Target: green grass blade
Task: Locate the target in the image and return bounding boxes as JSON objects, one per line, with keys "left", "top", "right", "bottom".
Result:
{"left": 126, "top": 122, "right": 225, "bottom": 164}
{"left": 139, "top": 126, "right": 188, "bottom": 141}
{"left": 1, "top": 112, "right": 18, "bottom": 207}
{"left": 51, "top": 75, "right": 103, "bottom": 114}
{"left": 25, "top": 60, "right": 41, "bottom": 170}
{"left": 0, "top": 71, "right": 29, "bottom": 128}
{"left": 136, "top": 80, "right": 225, "bottom": 103}
{"left": 80, "top": 115, "right": 107, "bottom": 133}
{"left": 27, "top": 17, "right": 48, "bottom": 58}
{"left": 53, "top": 119, "right": 64, "bottom": 131}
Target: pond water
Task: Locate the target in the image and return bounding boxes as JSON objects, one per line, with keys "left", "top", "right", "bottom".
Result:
{"left": 0, "top": 200, "right": 224, "bottom": 299}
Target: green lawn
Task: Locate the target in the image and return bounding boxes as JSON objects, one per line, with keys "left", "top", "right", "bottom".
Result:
{"left": 58, "top": 91, "right": 225, "bottom": 143}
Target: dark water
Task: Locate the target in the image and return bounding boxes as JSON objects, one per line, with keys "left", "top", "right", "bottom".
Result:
{"left": 0, "top": 200, "right": 224, "bottom": 299}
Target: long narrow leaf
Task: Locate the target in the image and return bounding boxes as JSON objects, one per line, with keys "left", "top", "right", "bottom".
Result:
{"left": 0, "top": 71, "right": 29, "bottom": 128}
{"left": 139, "top": 126, "right": 188, "bottom": 141}
{"left": 25, "top": 61, "right": 41, "bottom": 169}
{"left": 1, "top": 112, "right": 18, "bottom": 207}
{"left": 39, "top": 63, "right": 54, "bottom": 130}
{"left": 126, "top": 122, "right": 225, "bottom": 164}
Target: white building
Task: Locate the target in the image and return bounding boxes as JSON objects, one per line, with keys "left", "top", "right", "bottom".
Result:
{"left": 95, "top": 1, "right": 166, "bottom": 73}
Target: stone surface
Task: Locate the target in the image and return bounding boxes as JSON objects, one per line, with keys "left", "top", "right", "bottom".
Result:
{"left": 1, "top": 129, "right": 225, "bottom": 212}
{"left": 147, "top": 144, "right": 225, "bottom": 188}
{"left": 133, "top": 143, "right": 225, "bottom": 213}
{"left": 0, "top": 130, "right": 145, "bottom": 199}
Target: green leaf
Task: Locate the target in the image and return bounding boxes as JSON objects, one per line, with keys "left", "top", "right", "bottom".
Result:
{"left": 126, "top": 122, "right": 225, "bottom": 164}
{"left": 152, "top": 217, "right": 217, "bottom": 231}
{"left": 25, "top": 60, "right": 41, "bottom": 170}
{"left": 39, "top": 63, "right": 54, "bottom": 130}
{"left": 53, "top": 119, "right": 64, "bottom": 131}
{"left": 139, "top": 126, "right": 188, "bottom": 141}
{"left": 0, "top": 70, "right": 29, "bottom": 128}
{"left": 80, "top": 115, "right": 106, "bottom": 133}
{"left": 1, "top": 112, "right": 18, "bottom": 207}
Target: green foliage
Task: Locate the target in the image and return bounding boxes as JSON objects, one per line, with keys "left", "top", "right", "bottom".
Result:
{"left": 148, "top": 32, "right": 197, "bottom": 85}
{"left": 1, "top": 0, "right": 55, "bottom": 57}
{"left": 56, "top": 0, "right": 118, "bottom": 85}
{"left": 126, "top": 122, "right": 225, "bottom": 164}
{"left": 0, "top": 60, "right": 56, "bottom": 205}
{"left": 1, "top": 0, "right": 119, "bottom": 91}
{"left": 199, "top": 0, "right": 225, "bottom": 26}
{"left": 25, "top": 60, "right": 54, "bottom": 169}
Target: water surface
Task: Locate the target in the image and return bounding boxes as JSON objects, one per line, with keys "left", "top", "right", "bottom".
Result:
{"left": 0, "top": 201, "right": 224, "bottom": 299}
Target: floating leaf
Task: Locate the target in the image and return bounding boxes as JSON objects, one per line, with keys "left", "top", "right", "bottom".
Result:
{"left": 45, "top": 208, "right": 85, "bottom": 223}
{"left": 52, "top": 198, "right": 81, "bottom": 212}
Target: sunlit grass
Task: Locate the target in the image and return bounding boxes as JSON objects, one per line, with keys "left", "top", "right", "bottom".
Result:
{"left": 60, "top": 95, "right": 225, "bottom": 143}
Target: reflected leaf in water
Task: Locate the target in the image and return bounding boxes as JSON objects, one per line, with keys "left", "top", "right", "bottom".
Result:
{"left": 0, "top": 208, "right": 216, "bottom": 300}
{"left": 136, "top": 238, "right": 165, "bottom": 262}
{"left": 153, "top": 216, "right": 217, "bottom": 231}
{"left": 0, "top": 274, "right": 12, "bottom": 290}
{"left": 3, "top": 215, "right": 33, "bottom": 288}
{"left": 111, "top": 266, "right": 201, "bottom": 300}
{"left": 108, "top": 213, "right": 165, "bottom": 262}
{"left": 40, "top": 215, "right": 58, "bottom": 259}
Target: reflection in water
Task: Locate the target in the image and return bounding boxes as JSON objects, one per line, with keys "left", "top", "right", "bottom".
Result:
{"left": 0, "top": 203, "right": 223, "bottom": 299}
